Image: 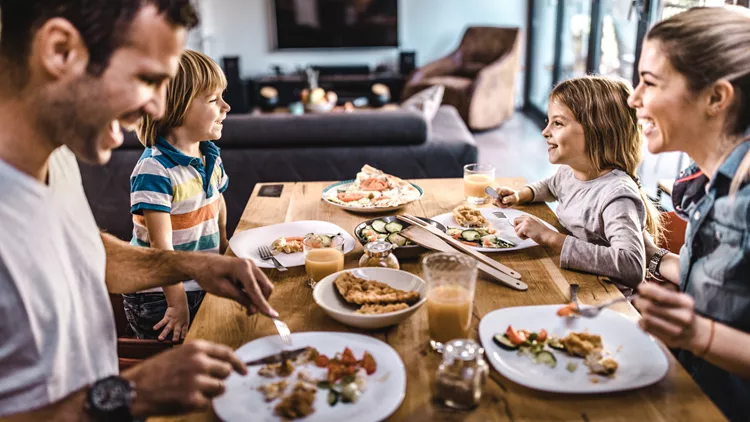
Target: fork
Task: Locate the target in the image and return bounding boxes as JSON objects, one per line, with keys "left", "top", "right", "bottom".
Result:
{"left": 258, "top": 245, "right": 287, "bottom": 272}
{"left": 272, "top": 318, "right": 293, "bottom": 346}
{"left": 577, "top": 295, "right": 638, "bottom": 318}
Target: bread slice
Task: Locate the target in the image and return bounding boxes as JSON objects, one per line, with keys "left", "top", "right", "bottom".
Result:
{"left": 356, "top": 303, "right": 410, "bottom": 315}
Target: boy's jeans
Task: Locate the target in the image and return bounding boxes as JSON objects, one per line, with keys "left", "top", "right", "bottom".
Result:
{"left": 122, "top": 291, "right": 206, "bottom": 340}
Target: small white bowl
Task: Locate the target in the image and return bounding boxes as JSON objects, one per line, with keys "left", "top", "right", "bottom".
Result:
{"left": 313, "top": 267, "right": 427, "bottom": 330}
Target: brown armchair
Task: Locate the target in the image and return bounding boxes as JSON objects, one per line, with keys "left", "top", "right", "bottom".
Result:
{"left": 402, "top": 26, "right": 522, "bottom": 131}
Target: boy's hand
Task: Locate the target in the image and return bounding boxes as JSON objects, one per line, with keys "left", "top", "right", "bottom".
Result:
{"left": 494, "top": 187, "right": 521, "bottom": 208}
{"left": 154, "top": 304, "right": 190, "bottom": 342}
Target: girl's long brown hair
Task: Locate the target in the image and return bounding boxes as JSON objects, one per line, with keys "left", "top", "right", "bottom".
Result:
{"left": 550, "top": 76, "right": 662, "bottom": 240}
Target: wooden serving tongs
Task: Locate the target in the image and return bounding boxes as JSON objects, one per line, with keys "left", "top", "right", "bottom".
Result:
{"left": 397, "top": 214, "right": 528, "bottom": 291}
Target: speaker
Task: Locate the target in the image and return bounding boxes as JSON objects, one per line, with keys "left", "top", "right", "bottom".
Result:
{"left": 222, "top": 56, "right": 249, "bottom": 114}
{"left": 399, "top": 51, "right": 416, "bottom": 76}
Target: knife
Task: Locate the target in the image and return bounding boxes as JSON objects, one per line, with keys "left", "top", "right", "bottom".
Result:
{"left": 244, "top": 347, "right": 311, "bottom": 366}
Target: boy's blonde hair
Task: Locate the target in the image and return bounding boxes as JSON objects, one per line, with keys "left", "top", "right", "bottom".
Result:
{"left": 646, "top": 6, "right": 750, "bottom": 195}
{"left": 550, "top": 75, "right": 662, "bottom": 241}
{"left": 137, "top": 49, "right": 227, "bottom": 147}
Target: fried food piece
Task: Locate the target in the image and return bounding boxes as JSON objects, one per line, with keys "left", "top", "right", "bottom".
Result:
{"left": 453, "top": 205, "right": 489, "bottom": 228}
{"left": 258, "top": 359, "right": 295, "bottom": 378}
{"left": 356, "top": 303, "right": 410, "bottom": 314}
{"left": 584, "top": 350, "right": 619, "bottom": 376}
{"left": 257, "top": 379, "right": 287, "bottom": 402}
{"left": 334, "top": 272, "right": 420, "bottom": 305}
{"left": 561, "top": 332, "right": 603, "bottom": 358}
{"left": 274, "top": 381, "right": 317, "bottom": 419}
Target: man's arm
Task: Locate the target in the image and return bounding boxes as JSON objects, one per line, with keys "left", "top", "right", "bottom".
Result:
{"left": 101, "top": 233, "right": 277, "bottom": 317}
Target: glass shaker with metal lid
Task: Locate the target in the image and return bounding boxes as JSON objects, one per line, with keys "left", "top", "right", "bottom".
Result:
{"left": 434, "top": 338, "right": 489, "bottom": 409}
{"left": 358, "top": 240, "right": 400, "bottom": 270}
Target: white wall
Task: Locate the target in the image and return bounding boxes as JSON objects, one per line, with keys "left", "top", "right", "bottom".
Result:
{"left": 193, "top": 0, "right": 527, "bottom": 78}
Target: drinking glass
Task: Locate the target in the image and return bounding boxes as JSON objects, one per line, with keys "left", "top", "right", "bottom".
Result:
{"left": 303, "top": 235, "right": 345, "bottom": 288}
{"left": 422, "top": 252, "right": 478, "bottom": 352}
{"left": 463, "top": 164, "right": 495, "bottom": 205}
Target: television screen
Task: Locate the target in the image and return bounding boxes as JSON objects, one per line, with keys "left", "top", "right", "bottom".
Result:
{"left": 273, "top": 0, "right": 399, "bottom": 49}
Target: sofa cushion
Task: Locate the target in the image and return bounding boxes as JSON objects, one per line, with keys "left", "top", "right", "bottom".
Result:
{"left": 401, "top": 85, "right": 445, "bottom": 122}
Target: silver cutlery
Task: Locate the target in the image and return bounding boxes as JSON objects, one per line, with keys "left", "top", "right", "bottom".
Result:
{"left": 485, "top": 187, "right": 516, "bottom": 226}
{"left": 245, "top": 346, "right": 308, "bottom": 366}
{"left": 272, "top": 318, "right": 293, "bottom": 346}
{"left": 577, "top": 295, "right": 638, "bottom": 318}
{"left": 570, "top": 283, "right": 580, "bottom": 308}
{"left": 258, "top": 245, "right": 288, "bottom": 272}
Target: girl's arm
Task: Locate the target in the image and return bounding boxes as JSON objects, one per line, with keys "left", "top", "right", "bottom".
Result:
{"left": 559, "top": 197, "right": 646, "bottom": 288}
{"left": 142, "top": 210, "right": 190, "bottom": 341}
{"left": 636, "top": 283, "right": 750, "bottom": 379}
{"left": 218, "top": 194, "right": 228, "bottom": 254}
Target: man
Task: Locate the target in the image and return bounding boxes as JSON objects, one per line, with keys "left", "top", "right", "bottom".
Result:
{"left": 0, "top": 1, "right": 278, "bottom": 420}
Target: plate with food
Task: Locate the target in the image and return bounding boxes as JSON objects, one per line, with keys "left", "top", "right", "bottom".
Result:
{"left": 429, "top": 205, "right": 558, "bottom": 252}
{"left": 313, "top": 268, "right": 427, "bottom": 329}
{"left": 213, "top": 332, "right": 407, "bottom": 422}
{"left": 322, "top": 165, "right": 423, "bottom": 213}
{"left": 228, "top": 221, "right": 356, "bottom": 268}
{"left": 478, "top": 305, "right": 669, "bottom": 394}
{"left": 353, "top": 216, "right": 446, "bottom": 259}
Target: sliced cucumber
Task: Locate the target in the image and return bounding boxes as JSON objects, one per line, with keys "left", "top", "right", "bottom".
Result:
{"left": 446, "top": 227, "right": 463, "bottom": 237}
{"left": 534, "top": 350, "right": 557, "bottom": 368}
{"left": 493, "top": 334, "right": 518, "bottom": 351}
{"left": 461, "top": 230, "right": 481, "bottom": 242}
{"left": 377, "top": 233, "right": 388, "bottom": 240}
{"left": 385, "top": 222, "right": 403, "bottom": 233}
{"left": 548, "top": 338, "right": 565, "bottom": 351}
{"left": 387, "top": 233, "right": 408, "bottom": 247}
{"left": 371, "top": 220, "right": 388, "bottom": 234}
{"left": 317, "top": 235, "right": 332, "bottom": 247}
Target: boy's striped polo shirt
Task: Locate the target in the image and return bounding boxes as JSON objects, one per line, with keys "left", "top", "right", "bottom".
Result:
{"left": 129, "top": 137, "right": 228, "bottom": 291}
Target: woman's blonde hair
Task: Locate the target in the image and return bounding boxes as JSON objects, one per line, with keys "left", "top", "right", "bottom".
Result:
{"left": 137, "top": 49, "right": 227, "bottom": 147}
{"left": 646, "top": 6, "right": 750, "bottom": 195}
{"left": 550, "top": 75, "right": 663, "bottom": 240}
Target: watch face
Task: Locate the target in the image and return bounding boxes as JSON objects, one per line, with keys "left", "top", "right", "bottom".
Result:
{"left": 91, "top": 376, "right": 132, "bottom": 411}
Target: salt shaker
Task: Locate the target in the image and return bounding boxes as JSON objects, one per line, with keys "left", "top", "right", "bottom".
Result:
{"left": 358, "top": 241, "right": 400, "bottom": 270}
{"left": 434, "top": 339, "right": 489, "bottom": 409}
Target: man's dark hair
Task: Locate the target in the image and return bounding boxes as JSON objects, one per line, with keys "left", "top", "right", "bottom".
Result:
{"left": 0, "top": 0, "right": 199, "bottom": 76}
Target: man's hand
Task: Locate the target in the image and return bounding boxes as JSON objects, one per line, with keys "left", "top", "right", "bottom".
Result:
{"left": 187, "top": 254, "right": 278, "bottom": 318}
{"left": 154, "top": 305, "right": 190, "bottom": 342}
{"left": 124, "top": 340, "right": 247, "bottom": 416}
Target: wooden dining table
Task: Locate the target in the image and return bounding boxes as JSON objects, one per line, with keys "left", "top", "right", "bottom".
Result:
{"left": 151, "top": 178, "right": 725, "bottom": 422}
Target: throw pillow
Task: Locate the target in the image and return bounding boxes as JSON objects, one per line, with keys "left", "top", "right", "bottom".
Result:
{"left": 401, "top": 85, "right": 445, "bottom": 122}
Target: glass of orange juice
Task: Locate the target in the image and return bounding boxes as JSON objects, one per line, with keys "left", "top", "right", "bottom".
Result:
{"left": 304, "top": 235, "right": 345, "bottom": 288}
{"left": 422, "top": 252, "right": 478, "bottom": 352}
{"left": 463, "top": 164, "right": 495, "bottom": 205}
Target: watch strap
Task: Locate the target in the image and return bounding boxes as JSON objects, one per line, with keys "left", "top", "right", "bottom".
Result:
{"left": 648, "top": 248, "right": 669, "bottom": 281}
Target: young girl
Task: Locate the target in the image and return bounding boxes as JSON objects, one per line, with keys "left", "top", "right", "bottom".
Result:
{"left": 495, "top": 75, "right": 661, "bottom": 289}
{"left": 124, "top": 50, "right": 231, "bottom": 341}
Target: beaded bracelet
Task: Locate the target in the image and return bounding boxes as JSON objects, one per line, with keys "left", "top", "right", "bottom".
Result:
{"left": 697, "top": 319, "right": 716, "bottom": 358}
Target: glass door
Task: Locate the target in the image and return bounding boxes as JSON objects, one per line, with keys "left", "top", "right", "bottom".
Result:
{"left": 526, "top": 0, "right": 560, "bottom": 116}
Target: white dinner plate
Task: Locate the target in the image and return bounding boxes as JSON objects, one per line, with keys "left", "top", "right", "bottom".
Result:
{"left": 213, "top": 332, "right": 407, "bottom": 422}
{"left": 430, "top": 207, "right": 558, "bottom": 252}
{"left": 228, "top": 220, "right": 356, "bottom": 268}
{"left": 321, "top": 179, "right": 424, "bottom": 214}
{"left": 478, "top": 305, "right": 670, "bottom": 394}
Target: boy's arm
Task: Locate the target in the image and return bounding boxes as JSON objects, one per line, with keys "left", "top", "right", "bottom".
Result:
{"left": 142, "top": 211, "right": 189, "bottom": 341}
{"left": 218, "top": 194, "right": 228, "bottom": 254}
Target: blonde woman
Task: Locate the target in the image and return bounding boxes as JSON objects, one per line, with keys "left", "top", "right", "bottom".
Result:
{"left": 626, "top": 6, "right": 750, "bottom": 421}
{"left": 125, "top": 50, "right": 231, "bottom": 341}
{"left": 495, "top": 76, "right": 661, "bottom": 289}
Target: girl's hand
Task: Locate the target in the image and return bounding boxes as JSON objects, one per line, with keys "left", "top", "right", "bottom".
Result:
{"left": 154, "top": 303, "right": 190, "bottom": 342}
{"left": 634, "top": 283, "right": 710, "bottom": 351}
{"left": 513, "top": 215, "right": 551, "bottom": 242}
{"left": 494, "top": 187, "right": 521, "bottom": 208}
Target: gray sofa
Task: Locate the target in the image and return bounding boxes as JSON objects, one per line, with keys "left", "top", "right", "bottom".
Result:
{"left": 79, "top": 105, "right": 477, "bottom": 239}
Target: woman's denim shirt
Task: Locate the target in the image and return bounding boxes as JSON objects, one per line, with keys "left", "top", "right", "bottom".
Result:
{"left": 673, "top": 140, "right": 750, "bottom": 422}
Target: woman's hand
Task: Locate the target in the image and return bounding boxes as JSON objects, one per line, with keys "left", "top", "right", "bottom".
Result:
{"left": 634, "top": 283, "right": 711, "bottom": 351}
{"left": 154, "top": 303, "right": 190, "bottom": 342}
{"left": 513, "top": 215, "right": 566, "bottom": 252}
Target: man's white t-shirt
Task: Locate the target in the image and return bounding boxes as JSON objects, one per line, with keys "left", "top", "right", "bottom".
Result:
{"left": 0, "top": 147, "right": 118, "bottom": 415}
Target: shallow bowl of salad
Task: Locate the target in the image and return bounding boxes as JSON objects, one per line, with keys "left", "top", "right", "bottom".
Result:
{"left": 354, "top": 216, "right": 446, "bottom": 259}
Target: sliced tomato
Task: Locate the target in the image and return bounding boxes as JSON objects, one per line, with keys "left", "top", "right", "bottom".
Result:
{"left": 556, "top": 303, "right": 579, "bottom": 317}
{"left": 314, "top": 354, "right": 329, "bottom": 368}
{"left": 537, "top": 329, "right": 548, "bottom": 342}
{"left": 361, "top": 352, "right": 377, "bottom": 375}
{"left": 341, "top": 347, "right": 357, "bottom": 365}
{"left": 505, "top": 325, "right": 527, "bottom": 345}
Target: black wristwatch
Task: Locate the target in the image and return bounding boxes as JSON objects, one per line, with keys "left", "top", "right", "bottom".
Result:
{"left": 85, "top": 375, "right": 136, "bottom": 422}
{"left": 648, "top": 248, "right": 669, "bottom": 282}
